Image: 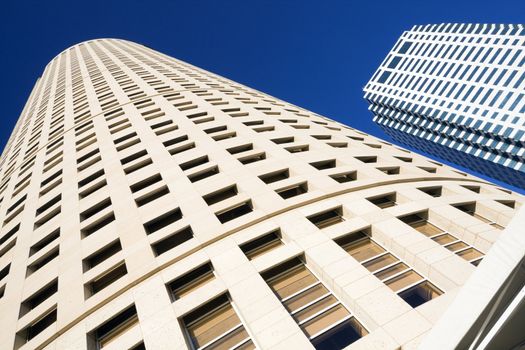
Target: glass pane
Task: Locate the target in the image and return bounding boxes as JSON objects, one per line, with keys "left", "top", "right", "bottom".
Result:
{"left": 374, "top": 262, "right": 409, "bottom": 281}
{"left": 268, "top": 265, "right": 317, "bottom": 300}
{"left": 245, "top": 239, "right": 282, "bottom": 260}
{"left": 343, "top": 238, "right": 385, "bottom": 262}
{"left": 363, "top": 253, "right": 398, "bottom": 272}
{"left": 302, "top": 304, "right": 350, "bottom": 338}
{"left": 189, "top": 303, "right": 241, "bottom": 348}
{"left": 398, "top": 281, "right": 442, "bottom": 308}
{"left": 284, "top": 283, "right": 328, "bottom": 313}
{"left": 445, "top": 241, "right": 469, "bottom": 252}
{"left": 175, "top": 271, "right": 215, "bottom": 298}
{"left": 204, "top": 325, "right": 249, "bottom": 350}
{"left": 293, "top": 295, "right": 338, "bottom": 323}
{"left": 99, "top": 315, "right": 138, "bottom": 348}
{"left": 384, "top": 270, "right": 423, "bottom": 292}
{"left": 311, "top": 317, "right": 367, "bottom": 350}
{"left": 411, "top": 221, "right": 443, "bottom": 236}
{"left": 432, "top": 233, "right": 457, "bottom": 245}
{"left": 456, "top": 248, "right": 484, "bottom": 261}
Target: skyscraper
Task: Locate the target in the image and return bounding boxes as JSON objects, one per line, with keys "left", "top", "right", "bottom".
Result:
{"left": 364, "top": 23, "right": 525, "bottom": 189}
{"left": 0, "top": 39, "right": 522, "bottom": 350}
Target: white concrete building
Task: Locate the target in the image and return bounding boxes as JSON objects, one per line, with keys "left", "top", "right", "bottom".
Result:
{"left": 0, "top": 39, "right": 522, "bottom": 350}
{"left": 364, "top": 23, "right": 525, "bottom": 189}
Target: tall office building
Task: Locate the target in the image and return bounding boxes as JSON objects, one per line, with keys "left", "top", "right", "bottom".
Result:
{"left": 364, "top": 23, "right": 525, "bottom": 189}
{"left": 0, "top": 39, "right": 522, "bottom": 350}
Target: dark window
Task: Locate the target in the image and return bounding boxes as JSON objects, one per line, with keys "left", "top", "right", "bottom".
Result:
{"left": 81, "top": 213, "right": 116, "bottom": 238}
{"left": 180, "top": 156, "right": 208, "bottom": 171}
{"left": 91, "top": 305, "right": 138, "bottom": 348}
{"left": 30, "top": 229, "right": 60, "bottom": 256}
{"left": 276, "top": 183, "right": 308, "bottom": 199}
{"left": 87, "top": 263, "right": 127, "bottom": 297}
{"left": 167, "top": 263, "right": 214, "bottom": 300}
{"left": 152, "top": 226, "right": 193, "bottom": 256}
{"left": 17, "top": 308, "right": 57, "bottom": 343}
{"left": 240, "top": 230, "right": 282, "bottom": 260}
{"left": 355, "top": 156, "right": 377, "bottom": 163}
{"left": 19, "top": 279, "right": 58, "bottom": 318}
{"left": 330, "top": 171, "right": 357, "bottom": 183}
{"left": 310, "top": 159, "right": 336, "bottom": 170}
{"left": 204, "top": 186, "right": 238, "bottom": 205}
{"left": 308, "top": 207, "right": 344, "bottom": 229}
{"left": 259, "top": 169, "right": 289, "bottom": 184}
{"left": 368, "top": 194, "right": 397, "bottom": 208}
{"left": 418, "top": 186, "right": 442, "bottom": 197}
{"left": 216, "top": 201, "right": 253, "bottom": 223}
{"left": 144, "top": 208, "right": 183, "bottom": 234}
{"left": 83, "top": 240, "right": 122, "bottom": 272}
{"left": 188, "top": 166, "right": 219, "bottom": 183}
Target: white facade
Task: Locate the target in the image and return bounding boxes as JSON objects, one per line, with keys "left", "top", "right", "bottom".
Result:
{"left": 0, "top": 39, "right": 523, "bottom": 350}
{"left": 364, "top": 23, "right": 525, "bottom": 189}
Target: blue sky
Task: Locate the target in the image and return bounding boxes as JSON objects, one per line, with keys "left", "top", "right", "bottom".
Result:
{"left": 1, "top": 0, "right": 524, "bottom": 192}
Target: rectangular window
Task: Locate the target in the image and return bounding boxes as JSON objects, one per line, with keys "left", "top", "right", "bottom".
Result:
{"left": 240, "top": 230, "right": 283, "bottom": 260}
{"left": 400, "top": 212, "right": 484, "bottom": 265}
{"left": 151, "top": 226, "right": 193, "bottom": 256}
{"left": 261, "top": 258, "right": 367, "bottom": 348}
{"left": 188, "top": 166, "right": 219, "bottom": 183}
{"left": 367, "top": 193, "right": 397, "bottom": 208}
{"left": 276, "top": 182, "right": 308, "bottom": 199}
{"left": 91, "top": 305, "right": 139, "bottom": 349}
{"left": 310, "top": 159, "right": 336, "bottom": 170}
{"left": 19, "top": 279, "right": 58, "bottom": 318}
{"left": 143, "top": 208, "right": 183, "bottom": 234}
{"left": 308, "top": 207, "right": 344, "bottom": 229}
{"left": 167, "top": 262, "right": 214, "bottom": 300}
{"left": 16, "top": 307, "right": 57, "bottom": 344}
{"left": 336, "top": 230, "right": 442, "bottom": 307}
{"left": 83, "top": 240, "right": 122, "bottom": 272}
{"left": 86, "top": 262, "right": 127, "bottom": 297}
{"left": 418, "top": 186, "right": 442, "bottom": 197}
{"left": 259, "top": 169, "right": 289, "bottom": 184}
{"left": 330, "top": 171, "right": 357, "bottom": 183}
{"left": 204, "top": 185, "right": 238, "bottom": 205}
{"left": 453, "top": 203, "right": 504, "bottom": 230}
{"left": 182, "top": 294, "right": 254, "bottom": 350}
{"left": 216, "top": 201, "right": 253, "bottom": 224}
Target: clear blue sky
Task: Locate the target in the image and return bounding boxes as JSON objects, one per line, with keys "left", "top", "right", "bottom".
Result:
{"left": 1, "top": 0, "right": 524, "bottom": 192}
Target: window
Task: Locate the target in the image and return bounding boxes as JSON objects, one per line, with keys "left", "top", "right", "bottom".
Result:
{"left": 83, "top": 240, "right": 122, "bottom": 272}
{"left": 310, "top": 160, "right": 336, "bottom": 170}
{"left": 26, "top": 247, "right": 59, "bottom": 276}
{"left": 90, "top": 305, "right": 138, "bottom": 349}
{"left": 16, "top": 307, "right": 57, "bottom": 345}
{"left": 29, "top": 229, "right": 59, "bottom": 256}
{"left": 355, "top": 156, "right": 377, "bottom": 164}
{"left": 182, "top": 294, "right": 254, "bottom": 350}
{"left": 367, "top": 193, "right": 397, "bottom": 208}
{"left": 80, "top": 198, "right": 112, "bottom": 222}
{"left": 453, "top": 202, "right": 504, "bottom": 229}
{"left": 330, "top": 171, "right": 357, "bottom": 183}
{"left": 152, "top": 226, "right": 193, "bottom": 256}
{"left": 143, "top": 208, "right": 183, "bottom": 234}
{"left": 418, "top": 186, "right": 442, "bottom": 197}
{"left": 261, "top": 258, "right": 367, "bottom": 349}
{"left": 496, "top": 200, "right": 515, "bottom": 209}
{"left": 259, "top": 169, "right": 289, "bottom": 184}
{"left": 19, "top": 279, "right": 58, "bottom": 318}
{"left": 216, "top": 201, "right": 253, "bottom": 223}
{"left": 400, "top": 212, "right": 484, "bottom": 265}
{"left": 180, "top": 156, "right": 209, "bottom": 171}
{"left": 276, "top": 182, "right": 308, "bottom": 199}
{"left": 167, "top": 262, "right": 214, "bottom": 300}
{"left": 188, "top": 166, "right": 219, "bottom": 183}
{"left": 86, "top": 262, "right": 127, "bottom": 297}
{"left": 204, "top": 185, "right": 238, "bottom": 205}
{"left": 336, "top": 230, "right": 442, "bottom": 307}
{"left": 81, "top": 213, "right": 116, "bottom": 238}
{"left": 308, "top": 207, "right": 344, "bottom": 229}
{"left": 240, "top": 230, "right": 283, "bottom": 260}
{"left": 377, "top": 166, "right": 400, "bottom": 175}
{"left": 461, "top": 185, "right": 480, "bottom": 193}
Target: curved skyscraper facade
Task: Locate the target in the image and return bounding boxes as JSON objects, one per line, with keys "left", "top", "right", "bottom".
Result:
{"left": 364, "top": 23, "right": 525, "bottom": 189}
{"left": 0, "top": 39, "right": 522, "bottom": 350}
